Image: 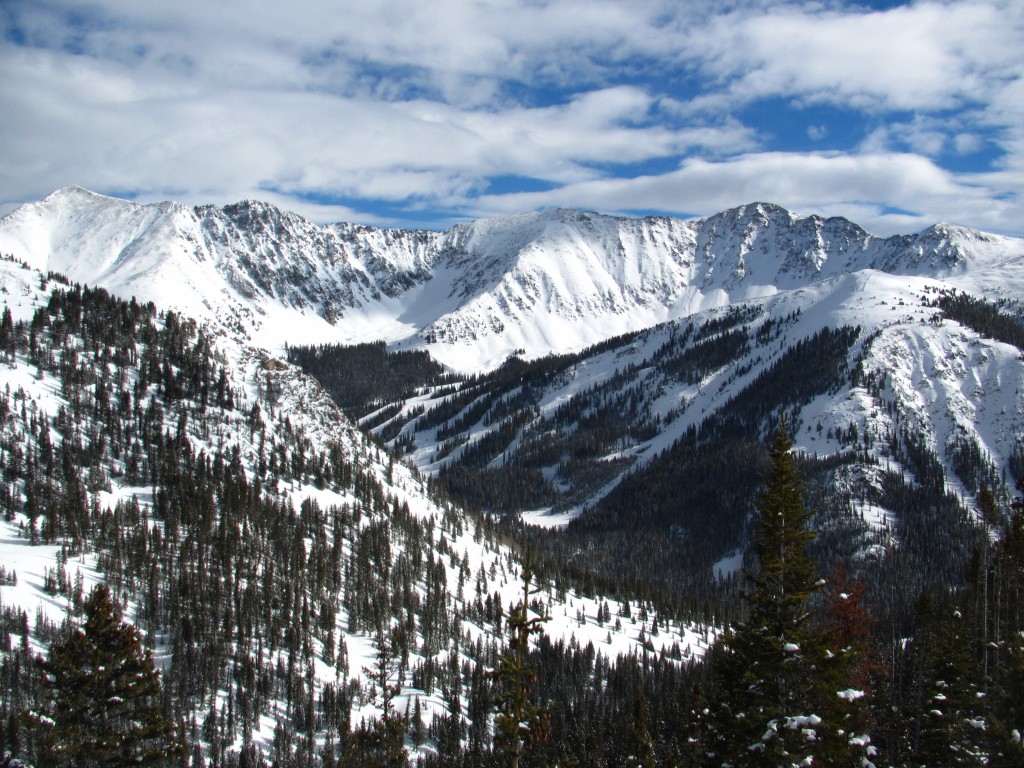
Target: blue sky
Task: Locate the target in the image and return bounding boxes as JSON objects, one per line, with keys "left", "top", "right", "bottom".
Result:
{"left": 1, "top": 0, "right": 1022, "bottom": 236}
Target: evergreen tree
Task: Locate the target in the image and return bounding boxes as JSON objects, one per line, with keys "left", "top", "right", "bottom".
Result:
{"left": 28, "top": 583, "right": 184, "bottom": 767}
{"left": 492, "top": 559, "right": 551, "bottom": 768}
{"left": 705, "top": 422, "right": 872, "bottom": 767}
{"left": 623, "top": 684, "right": 656, "bottom": 768}
{"left": 896, "top": 592, "right": 988, "bottom": 767}
{"left": 994, "top": 496, "right": 1024, "bottom": 764}
{"left": 355, "top": 622, "right": 408, "bottom": 768}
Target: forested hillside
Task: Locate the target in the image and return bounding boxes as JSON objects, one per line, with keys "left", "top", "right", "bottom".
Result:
{"left": 286, "top": 289, "right": 1024, "bottom": 765}
{"left": 1, "top": 263, "right": 1022, "bottom": 765}
{"left": 294, "top": 284, "right": 1023, "bottom": 625}
{"left": 0, "top": 185, "right": 1023, "bottom": 766}
{"left": 0, "top": 261, "right": 711, "bottom": 767}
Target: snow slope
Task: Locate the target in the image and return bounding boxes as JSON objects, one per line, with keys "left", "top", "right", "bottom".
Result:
{"left": 3, "top": 189, "right": 1022, "bottom": 372}
{"left": 0, "top": 256, "right": 710, "bottom": 761}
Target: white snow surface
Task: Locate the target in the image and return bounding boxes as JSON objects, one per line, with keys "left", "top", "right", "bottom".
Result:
{"left": 3, "top": 189, "right": 1022, "bottom": 372}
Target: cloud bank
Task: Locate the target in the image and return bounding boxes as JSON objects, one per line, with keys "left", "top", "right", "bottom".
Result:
{"left": 1, "top": 0, "right": 1022, "bottom": 235}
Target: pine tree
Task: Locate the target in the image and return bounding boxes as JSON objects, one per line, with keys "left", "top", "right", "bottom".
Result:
{"left": 492, "top": 559, "right": 551, "bottom": 768}
{"left": 27, "top": 583, "right": 184, "bottom": 767}
{"left": 903, "top": 597, "right": 987, "bottom": 767}
{"left": 704, "top": 421, "right": 872, "bottom": 767}
{"left": 971, "top": 493, "right": 1024, "bottom": 765}
{"left": 995, "top": 496, "right": 1024, "bottom": 764}
{"left": 360, "top": 622, "right": 409, "bottom": 768}
{"left": 623, "top": 684, "right": 656, "bottom": 768}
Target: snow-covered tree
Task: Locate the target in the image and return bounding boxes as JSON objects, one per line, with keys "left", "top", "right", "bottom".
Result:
{"left": 704, "top": 422, "right": 874, "bottom": 767}
{"left": 27, "top": 583, "right": 184, "bottom": 767}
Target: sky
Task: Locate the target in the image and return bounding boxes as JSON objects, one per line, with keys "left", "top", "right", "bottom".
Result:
{"left": 1, "top": 0, "right": 1023, "bottom": 236}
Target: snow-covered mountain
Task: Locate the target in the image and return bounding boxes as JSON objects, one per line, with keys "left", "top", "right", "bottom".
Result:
{"left": 3, "top": 187, "right": 1021, "bottom": 372}
{"left": 0, "top": 256, "right": 710, "bottom": 764}
{"left": 3, "top": 186, "right": 1023, "bottom": 559}
{"left": 390, "top": 266, "right": 1024, "bottom": 510}
{"left": 1, "top": 186, "right": 1023, "bottom": 763}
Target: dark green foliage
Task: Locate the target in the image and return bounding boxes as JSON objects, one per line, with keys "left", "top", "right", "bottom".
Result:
{"left": 704, "top": 424, "right": 873, "bottom": 767}
{"left": 934, "top": 289, "right": 1024, "bottom": 351}
{"left": 492, "top": 562, "right": 551, "bottom": 768}
{"left": 622, "top": 684, "right": 657, "bottom": 768}
{"left": 660, "top": 328, "right": 750, "bottom": 385}
{"left": 703, "top": 325, "right": 860, "bottom": 442}
{"left": 873, "top": 493, "right": 1024, "bottom": 767}
{"left": 949, "top": 432, "right": 1004, "bottom": 497}
{"left": 915, "top": 605, "right": 986, "bottom": 766}
{"left": 439, "top": 463, "right": 557, "bottom": 514}
{"left": 1010, "top": 443, "right": 1024, "bottom": 490}
{"left": 515, "top": 326, "right": 861, "bottom": 617}
{"left": 747, "top": 423, "right": 817, "bottom": 637}
{"left": 971, "top": 496, "right": 1024, "bottom": 765}
{"left": 285, "top": 341, "right": 449, "bottom": 418}
{"left": 28, "top": 583, "right": 184, "bottom": 767}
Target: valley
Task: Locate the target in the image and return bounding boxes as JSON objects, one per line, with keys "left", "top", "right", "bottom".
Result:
{"left": 0, "top": 189, "right": 1022, "bottom": 766}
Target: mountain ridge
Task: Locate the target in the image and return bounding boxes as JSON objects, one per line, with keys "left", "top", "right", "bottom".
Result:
{"left": 4, "top": 187, "right": 1022, "bottom": 372}
{"left": 0, "top": 187, "right": 1022, "bottom": 765}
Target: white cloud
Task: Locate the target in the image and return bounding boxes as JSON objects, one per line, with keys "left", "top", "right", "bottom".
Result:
{"left": 7, "top": 0, "right": 690, "bottom": 103}
{"left": 1, "top": 0, "right": 1022, "bottom": 235}
{"left": 467, "top": 151, "right": 1022, "bottom": 236}
{"left": 686, "top": 1, "right": 1022, "bottom": 113}
{"left": 0, "top": 43, "right": 749, "bottom": 213}
{"left": 952, "top": 133, "right": 982, "bottom": 155}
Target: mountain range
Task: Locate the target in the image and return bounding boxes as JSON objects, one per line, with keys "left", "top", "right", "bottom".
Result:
{"left": 4, "top": 186, "right": 1021, "bottom": 372}
{"left": 3, "top": 186, "right": 1022, "bottom": 528}
{"left": 1, "top": 186, "right": 1023, "bottom": 764}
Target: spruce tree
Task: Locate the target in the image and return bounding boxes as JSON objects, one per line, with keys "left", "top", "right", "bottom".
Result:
{"left": 623, "top": 684, "right": 656, "bottom": 768}
{"left": 356, "top": 622, "right": 408, "bottom": 768}
{"left": 28, "top": 583, "right": 184, "bottom": 767}
{"left": 704, "top": 421, "right": 873, "bottom": 767}
{"left": 492, "top": 559, "right": 551, "bottom": 768}
{"left": 918, "top": 606, "right": 987, "bottom": 766}
{"left": 994, "top": 497, "right": 1024, "bottom": 764}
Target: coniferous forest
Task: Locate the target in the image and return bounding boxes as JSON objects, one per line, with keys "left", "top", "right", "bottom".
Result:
{"left": 0, "top": 266, "right": 1023, "bottom": 766}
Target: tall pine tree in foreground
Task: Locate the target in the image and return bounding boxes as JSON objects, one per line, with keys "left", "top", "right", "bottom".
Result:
{"left": 704, "top": 421, "right": 875, "bottom": 767}
{"left": 27, "top": 583, "right": 184, "bottom": 767}
{"left": 492, "top": 559, "right": 551, "bottom": 768}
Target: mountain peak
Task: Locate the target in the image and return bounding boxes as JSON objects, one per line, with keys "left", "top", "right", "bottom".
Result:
{"left": 47, "top": 184, "right": 96, "bottom": 197}
{"left": 42, "top": 185, "right": 123, "bottom": 205}
{"left": 717, "top": 201, "right": 792, "bottom": 220}
{"left": 918, "top": 221, "right": 994, "bottom": 243}
{"left": 3, "top": 188, "right": 1023, "bottom": 371}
